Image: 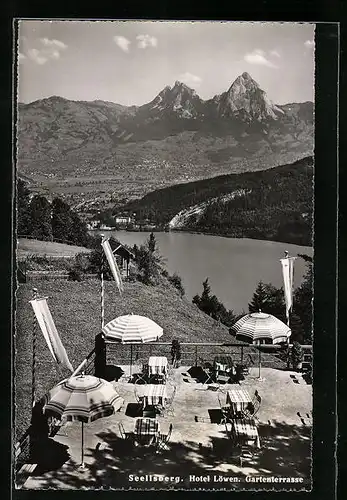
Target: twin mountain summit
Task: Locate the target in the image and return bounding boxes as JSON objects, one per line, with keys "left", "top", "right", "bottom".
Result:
{"left": 18, "top": 72, "right": 313, "bottom": 178}
{"left": 18, "top": 72, "right": 313, "bottom": 245}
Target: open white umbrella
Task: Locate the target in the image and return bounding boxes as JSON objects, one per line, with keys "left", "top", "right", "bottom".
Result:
{"left": 231, "top": 312, "right": 291, "bottom": 345}
{"left": 102, "top": 314, "right": 163, "bottom": 343}
{"left": 102, "top": 314, "right": 163, "bottom": 378}
{"left": 44, "top": 373, "right": 124, "bottom": 467}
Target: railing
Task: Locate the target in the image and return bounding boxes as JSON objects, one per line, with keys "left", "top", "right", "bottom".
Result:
{"left": 25, "top": 271, "right": 99, "bottom": 281}
{"left": 15, "top": 347, "right": 97, "bottom": 469}
{"left": 17, "top": 261, "right": 27, "bottom": 283}
{"left": 70, "top": 347, "right": 96, "bottom": 377}
{"left": 14, "top": 338, "right": 312, "bottom": 470}
{"left": 14, "top": 428, "right": 31, "bottom": 471}
{"left": 103, "top": 341, "right": 291, "bottom": 371}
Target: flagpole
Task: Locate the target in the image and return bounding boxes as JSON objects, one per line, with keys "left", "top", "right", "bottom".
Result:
{"left": 100, "top": 234, "right": 105, "bottom": 330}
{"left": 31, "top": 288, "right": 38, "bottom": 409}
{"left": 283, "top": 251, "right": 291, "bottom": 369}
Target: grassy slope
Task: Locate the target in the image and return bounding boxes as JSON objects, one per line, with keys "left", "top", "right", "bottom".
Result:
{"left": 15, "top": 278, "right": 234, "bottom": 441}
{"left": 17, "top": 238, "right": 91, "bottom": 258}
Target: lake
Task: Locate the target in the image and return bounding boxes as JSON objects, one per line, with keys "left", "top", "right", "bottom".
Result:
{"left": 99, "top": 231, "right": 313, "bottom": 314}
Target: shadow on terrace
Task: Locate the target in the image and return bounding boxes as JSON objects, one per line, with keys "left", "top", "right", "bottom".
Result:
{"left": 24, "top": 421, "right": 311, "bottom": 491}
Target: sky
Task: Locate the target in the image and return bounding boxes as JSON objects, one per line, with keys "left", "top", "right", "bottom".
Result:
{"left": 17, "top": 21, "right": 315, "bottom": 106}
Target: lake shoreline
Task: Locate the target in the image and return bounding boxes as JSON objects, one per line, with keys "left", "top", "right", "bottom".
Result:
{"left": 90, "top": 228, "right": 313, "bottom": 249}
{"left": 92, "top": 230, "right": 312, "bottom": 312}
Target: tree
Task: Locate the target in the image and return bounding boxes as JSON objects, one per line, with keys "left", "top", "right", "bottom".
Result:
{"left": 289, "top": 313, "right": 305, "bottom": 344}
{"left": 193, "top": 278, "right": 236, "bottom": 327}
{"left": 249, "top": 281, "right": 285, "bottom": 322}
{"left": 148, "top": 232, "right": 156, "bottom": 253}
{"left": 133, "top": 234, "right": 163, "bottom": 285}
{"left": 69, "top": 212, "right": 89, "bottom": 247}
{"left": 262, "top": 283, "right": 286, "bottom": 323}
{"left": 17, "top": 179, "right": 32, "bottom": 235}
{"left": 193, "top": 278, "right": 212, "bottom": 313}
{"left": 29, "top": 195, "right": 52, "bottom": 241}
{"left": 51, "top": 198, "right": 72, "bottom": 242}
{"left": 248, "top": 281, "right": 268, "bottom": 313}
{"left": 293, "top": 259, "right": 313, "bottom": 344}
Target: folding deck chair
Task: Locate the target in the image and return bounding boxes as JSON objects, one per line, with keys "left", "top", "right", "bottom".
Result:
{"left": 158, "top": 385, "right": 177, "bottom": 417}
{"left": 156, "top": 424, "right": 173, "bottom": 452}
{"left": 217, "top": 390, "right": 232, "bottom": 424}
{"left": 242, "top": 393, "right": 261, "bottom": 419}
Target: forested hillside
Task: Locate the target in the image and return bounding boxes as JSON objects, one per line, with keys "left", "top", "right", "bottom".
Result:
{"left": 120, "top": 156, "right": 313, "bottom": 246}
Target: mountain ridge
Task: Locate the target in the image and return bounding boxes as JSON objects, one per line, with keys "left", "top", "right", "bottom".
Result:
{"left": 17, "top": 72, "right": 314, "bottom": 201}
{"left": 116, "top": 155, "right": 313, "bottom": 246}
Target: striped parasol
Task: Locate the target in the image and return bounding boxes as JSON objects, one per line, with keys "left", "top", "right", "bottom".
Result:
{"left": 231, "top": 312, "right": 291, "bottom": 345}
{"left": 43, "top": 374, "right": 124, "bottom": 467}
{"left": 102, "top": 314, "right": 163, "bottom": 379}
{"left": 102, "top": 314, "right": 163, "bottom": 343}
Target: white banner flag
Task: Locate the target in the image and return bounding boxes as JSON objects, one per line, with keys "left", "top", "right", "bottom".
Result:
{"left": 30, "top": 298, "right": 74, "bottom": 372}
{"left": 101, "top": 238, "right": 124, "bottom": 294}
{"left": 280, "top": 257, "right": 296, "bottom": 322}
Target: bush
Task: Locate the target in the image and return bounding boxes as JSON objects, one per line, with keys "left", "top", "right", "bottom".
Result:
{"left": 193, "top": 278, "right": 236, "bottom": 327}
{"left": 135, "top": 233, "right": 162, "bottom": 286}
{"left": 291, "top": 341, "right": 303, "bottom": 370}
{"left": 73, "top": 252, "right": 93, "bottom": 274}
{"left": 168, "top": 273, "right": 185, "bottom": 297}
{"left": 170, "top": 339, "right": 181, "bottom": 366}
{"left": 68, "top": 269, "right": 82, "bottom": 282}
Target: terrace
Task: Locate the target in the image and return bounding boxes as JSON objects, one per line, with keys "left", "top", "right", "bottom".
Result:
{"left": 19, "top": 364, "right": 312, "bottom": 491}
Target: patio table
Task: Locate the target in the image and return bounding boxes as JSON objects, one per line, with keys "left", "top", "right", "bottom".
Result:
{"left": 148, "top": 356, "right": 168, "bottom": 376}
{"left": 136, "top": 384, "right": 168, "bottom": 407}
{"left": 232, "top": 418, "right": 260, "bottom": 448}
{"left": 226, "top": 388, "right": 252, "bottom": 413}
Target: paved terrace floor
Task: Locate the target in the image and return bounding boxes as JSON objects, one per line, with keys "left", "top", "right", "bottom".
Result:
{"left": 21, "top": 367, "right": 312, "bottom": 491}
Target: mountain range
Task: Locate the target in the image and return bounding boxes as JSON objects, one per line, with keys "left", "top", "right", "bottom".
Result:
{"left": 17, "top": 72, "right": 314, "bottom": 201}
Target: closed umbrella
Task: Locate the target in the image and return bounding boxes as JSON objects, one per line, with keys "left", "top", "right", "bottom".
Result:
{"left": 231, "top": 312, "right": 291, "bottom": 345}
{"left": 102, "top": 315, "right": 164, "bottom": 378}
{"left": 44, "top": 374, "right": 124, "bottom": 467}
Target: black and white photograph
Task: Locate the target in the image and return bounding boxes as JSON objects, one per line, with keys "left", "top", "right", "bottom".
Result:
{"left": 14, "top": 20, "right": 315, "bottom": 490}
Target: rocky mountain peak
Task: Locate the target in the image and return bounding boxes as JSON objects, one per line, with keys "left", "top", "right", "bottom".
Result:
{"left": 217, "top": 72, "right": 282, "bottom": 121}
{"left": 172, "top": 81, "right": 196, "bottom": 96}
{"left": 146, "top": 79, "right": 201, "bottom": 117}
{"left": 174, "top": 80, "right": 191, "bottom": 88}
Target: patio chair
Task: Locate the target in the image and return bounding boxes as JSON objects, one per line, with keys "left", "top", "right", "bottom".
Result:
{"left": 200, "top": 360, "right": 215, "bottom": 385}
{"left": 233, "top": 442, "right": 256, "bottom": 467}
{"left": 156, "top": 423, "right": 173, "bottom": 452}
{"left": 142, "top": 405, "right": 157, "bottom": 418}
{"left": 134, "top": 370, "right": 148, "bottom": 385}
{"left": 118, "top": 422, "right": 134, "bottom": 442}
{"left": 134, "top": 430, "right": 158, "bottom": 448}
{"left": 158, "top": 385, "right": 177, "bottom": 417}
{"left": 215, "top": 372, "right": 230, "bottom": 384}
{"left": 149, "top": 373, "right": 166, "bottom": 385}
{"left": 235, "top": 362, "right": 250, "bottom": 382}
{"left": 217, "top": 390, "right": 232, "bottom": 424}
{"left": 242, "top": 394, "right": 261, "bottom": 419}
